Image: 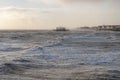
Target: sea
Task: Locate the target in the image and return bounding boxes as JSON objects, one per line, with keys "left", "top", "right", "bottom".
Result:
{"left": 0, "top": 30, "right": 119, "bottom": 80}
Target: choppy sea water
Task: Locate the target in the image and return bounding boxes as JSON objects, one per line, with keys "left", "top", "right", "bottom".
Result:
{"left": 0, "top": 30, "right": 120, "bottom": 80}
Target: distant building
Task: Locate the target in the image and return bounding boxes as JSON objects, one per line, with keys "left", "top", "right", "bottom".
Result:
{"left": 80, "top": 26, "right": 90, "bottom": 29}
{"left": 97, "top": 25, "right": 120, "bottom": 31}
{"left": 54, "top": 27, "right": 69, "bottom": 31}
{"left": 77, "top": 26, "right": 97, "bottom": 31}
{"left": 91, "top": 27, "right": 98, "bottom": 30}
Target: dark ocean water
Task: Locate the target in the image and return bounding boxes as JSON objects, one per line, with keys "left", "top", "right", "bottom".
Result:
{"left": 0, "top": 30, "right": 120, "bottom": 80}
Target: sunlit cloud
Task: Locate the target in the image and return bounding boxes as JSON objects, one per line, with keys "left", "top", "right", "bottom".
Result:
{"left": 0, "top": 7, "right": 39, "bottom": 29}
{"left": 0, "top": 6, "right": 62, "bottom": 29}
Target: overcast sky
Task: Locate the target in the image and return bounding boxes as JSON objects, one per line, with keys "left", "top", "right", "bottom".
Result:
{"left": 0, "top": 0, "right": 120, "bottom": 29}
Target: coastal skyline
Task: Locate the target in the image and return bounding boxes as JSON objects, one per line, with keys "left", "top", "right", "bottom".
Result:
{"left": 0, "top": 0, "right": 120, "bottom": 29}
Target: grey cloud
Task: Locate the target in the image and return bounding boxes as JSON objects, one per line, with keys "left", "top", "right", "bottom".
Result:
{"left": 28, "top": 0, "right": 105, "bottom": 4}
{"left": 55, "top": 0, "right": 105, "bottom": 3}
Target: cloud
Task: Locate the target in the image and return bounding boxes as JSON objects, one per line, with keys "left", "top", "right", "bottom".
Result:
{"left": 0, "top": 7, "right": 41, "bottom": 21}
{"left": 0, "top": 0, "right": 120, "bottom": 29}
{"left": 55, "top": 0, "right": 102, "bottom": 2}
{"left": 41, "top": 0, "right": 105, "bottom": 4}
{"left": 0, "top": 6, "right": 57, "bottom": 29}
{"left": 0, "top": 7, "right": 36, "bottom": 12}
{"left": 0, "top": 6, "right": 53, "bottom": 15}
{"left": 0, "top": 7, "right": 39, "bottom": 29}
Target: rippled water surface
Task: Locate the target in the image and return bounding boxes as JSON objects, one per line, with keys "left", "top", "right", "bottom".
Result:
{"left": 0, "top": 30, "right": 120, "bottom": 80}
